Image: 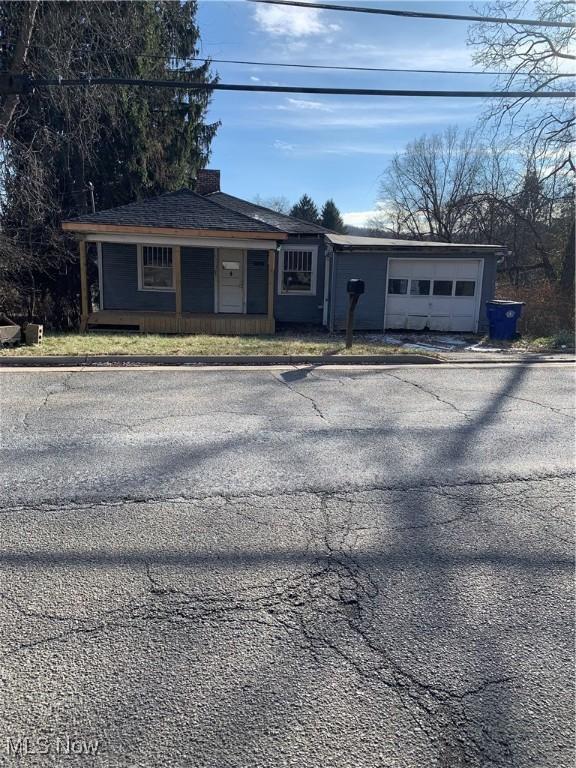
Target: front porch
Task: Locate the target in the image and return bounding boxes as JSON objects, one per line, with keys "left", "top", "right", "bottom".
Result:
{"left": 85, "top": 310, "right": 275, "bottom": 335}
{"left": 78, "top": 238, "right": 278, "bottom": 335}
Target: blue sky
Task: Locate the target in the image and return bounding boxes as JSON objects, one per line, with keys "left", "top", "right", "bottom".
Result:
{"left": 196, "top": 1, "right": 502, "bottom": 224}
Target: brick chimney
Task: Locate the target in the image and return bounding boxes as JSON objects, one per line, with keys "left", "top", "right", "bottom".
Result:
{"left": 195, "top": 169, "right": 221, "bottom": 195}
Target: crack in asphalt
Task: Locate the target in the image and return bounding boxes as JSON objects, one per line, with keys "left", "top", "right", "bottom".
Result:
{"left": 21, "top": 371, "right": 75, "bottom": 429}
{"left": 91, "top": 410, "right": 269, "bottom": 433}
{"left": 269, "top": 372, "right": 328, "bottom": 422}
{"left": 3, "top": 478, "right": 565, "bottom": 765}
{"left": 381, "top": 371, "right": 473, "bottom": 421}
{"left": 1, "top": 469, "right": 573, "bottom": 517}
{"left": 488, "top": 391, "right": 575, "bottom": 419}
{"left": 310, "top": 502, "right": 516, "bottom": 766}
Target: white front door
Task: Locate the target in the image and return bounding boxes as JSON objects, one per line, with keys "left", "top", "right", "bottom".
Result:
{"left": 385, "top": 259, "right": 484, "bottom": 332}
{"left": 217, "top": 249, "right": 245, "bottom": 313}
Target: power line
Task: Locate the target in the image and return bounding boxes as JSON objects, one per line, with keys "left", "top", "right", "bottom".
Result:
{"left": 248, "top": 0, "right": 575, "bottom": 29}
{"left": 175, "top": 58, "right": 575, "bottom": 78}
{"left": 3, "top": 41, "right": 574, "bottom": 77}
{"left": 13, "top": 76, "right": 574, "bottom": 98}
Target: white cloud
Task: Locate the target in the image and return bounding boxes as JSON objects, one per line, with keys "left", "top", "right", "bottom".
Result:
{"left": 342, "top": 210, "right": 382, "bottom": 227}
{"left": 273, "top": 139, "right": 296, "bottom": 153}
{"left": 253, "top": 1, "right": 340, "bottom": 38}
{"left": 257, "top": 97, "right": 480, "bottom": 129}
{"left": 270, "top": 139, "right": 397, "bottom": 158}
{"left": 250, "top": 76, "right": 260, "bottom": 82}
{"left": 318, "top": 144, "right": 396, "bottom": 156}
{"left": 277, "top": 98, "right": 334, "bottom": 112}
{"left": 343, "top": 203, "right": 391, "bottom": 227}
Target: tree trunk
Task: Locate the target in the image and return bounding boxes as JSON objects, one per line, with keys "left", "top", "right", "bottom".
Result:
{"left": 559, "top": 219, "right": 575, "bottom": 297}
{"left": 0, "top": 1, "right": 38, "bottom": 139}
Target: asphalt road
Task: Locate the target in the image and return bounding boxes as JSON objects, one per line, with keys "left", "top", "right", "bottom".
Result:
{"left": 0, "top": 363, "right": 574, "bottom": 768}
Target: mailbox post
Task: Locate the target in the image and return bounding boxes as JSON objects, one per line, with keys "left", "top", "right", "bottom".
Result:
{"left": 345, "top": 279, "right": 365, "bottom": 349}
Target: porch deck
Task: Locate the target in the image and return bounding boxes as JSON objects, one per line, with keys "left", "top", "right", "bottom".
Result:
{"left": 86, "top": 310, "right": 275, "bottom": 335}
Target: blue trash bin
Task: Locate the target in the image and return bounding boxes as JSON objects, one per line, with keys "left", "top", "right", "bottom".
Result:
{"left": 486, "top": 300, "right": 525, "bottom": 340}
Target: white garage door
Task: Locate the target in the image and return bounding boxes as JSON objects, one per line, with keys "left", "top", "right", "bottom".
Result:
{"left": 385, "top": 259, "right": 484, "bottom": 332}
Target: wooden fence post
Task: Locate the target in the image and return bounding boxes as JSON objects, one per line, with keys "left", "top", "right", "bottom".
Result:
{"left": 79, "top": 238, "right": 89, "bottom": 332}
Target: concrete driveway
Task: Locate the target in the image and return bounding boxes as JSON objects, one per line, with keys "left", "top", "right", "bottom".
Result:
{"left": 0, "top": 363, "right": 574, "bottom": 767}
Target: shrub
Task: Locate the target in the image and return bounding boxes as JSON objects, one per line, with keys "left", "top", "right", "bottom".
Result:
{"left": 551, "top": 329, "right": 575, "bottom": 348}
{"left": 496, "top": 280, "right": 575, "bottom": 337}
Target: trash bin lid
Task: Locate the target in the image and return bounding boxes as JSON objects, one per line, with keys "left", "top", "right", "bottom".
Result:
{"left": 486, "top": 299, "right": 525, "bottom": 306}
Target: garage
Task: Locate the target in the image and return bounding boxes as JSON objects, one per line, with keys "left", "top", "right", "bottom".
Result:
{"left": 327, "top": 236, "right": 501, "bottom": 334}
{"left": 385, "top": 258, "right": 484, "bottom": 332}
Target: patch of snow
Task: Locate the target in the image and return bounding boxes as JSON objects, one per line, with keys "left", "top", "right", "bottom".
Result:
{"left": 465, "top": 344, "right": 504, "bottom": 353}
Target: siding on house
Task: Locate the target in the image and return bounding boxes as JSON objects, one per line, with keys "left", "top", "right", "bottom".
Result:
{"left": 100, "top": 237, "right": 498, "bottom": 331}
{"left": 331, "top": 249, "right": 499, "bottom": 332}
{"left": 274, "top": 237, "right": 326, "bottom": 324}
{"left": 182, "top": 247, "right": 215, "bottom": 313}
{"left": 331, "top": 251, "right": 388, "bottom": 330}
{"left": 101, "top": 242, "right": 176, "bottom": 312}
{"left": 246, "top": 250, "right": 269, "bottom": 315}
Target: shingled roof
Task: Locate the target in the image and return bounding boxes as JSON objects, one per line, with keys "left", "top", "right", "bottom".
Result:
{"left": 207, "top": 192, "right": 331, "bottom": 235}
{"left": 63, "top": 189, "right": 284, "bottom": 234}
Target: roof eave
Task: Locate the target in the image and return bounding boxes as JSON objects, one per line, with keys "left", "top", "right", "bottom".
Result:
{"left": 61, "top": 222, "right": 287, "bottom": 239}
{"left": 333, "top": 244, "right": 503, "bottom": 250}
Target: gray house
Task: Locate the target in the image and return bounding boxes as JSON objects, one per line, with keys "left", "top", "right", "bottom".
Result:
{"left": 63, "top": 169, "right": 502, "bottom": 335}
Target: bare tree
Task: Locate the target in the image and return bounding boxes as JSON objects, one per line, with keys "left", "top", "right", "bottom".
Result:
{"left": 252, "top": 195, "right": 292, "bottom": 214}
{"left": 469, "top": 0, "right": 575, "bottom": 173}
{"left": 379, "top": 126, "right": 574, "bottom": 291}
{"left": 0, "top": 1, "right": 38, "bottom": 139}
{"left": 378, "top": 127, "right": 485, "bottom": 242}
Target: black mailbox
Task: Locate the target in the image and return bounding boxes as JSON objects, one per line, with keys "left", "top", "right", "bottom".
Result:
{"left": 347, "top": 279, "right": 365, "bottom": 295}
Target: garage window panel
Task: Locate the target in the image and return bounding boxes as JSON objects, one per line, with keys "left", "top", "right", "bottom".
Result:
{"left": 433, "top": 280, "right": 453, "bottom": 296}
{"left": 455, "top": 280, "right": 476, "bottom": 296}
{"left": 388, "top": 279, "right": 408, "bottom": 295}
{"left": 410, "top": 280, "right": 431, "bottom": 296}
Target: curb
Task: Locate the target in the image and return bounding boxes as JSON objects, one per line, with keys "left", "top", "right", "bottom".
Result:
{"left": 0, "top": 354, "right": 573, "bottom": 368}
{"left": 439, "top": 354, "right": 575, "bottom": 364}
{"left": 0, "top": 353, "right": 441, "bottom": 367}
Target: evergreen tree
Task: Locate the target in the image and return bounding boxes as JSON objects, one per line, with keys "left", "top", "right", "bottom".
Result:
{"left": 290, "top": 194, "right": 320, "bottom": 224}
{"left": 0, "top": 1, "right": 218, "bottom": 326}
{"left": 321, "top": 199, "right": 347, "bottom": 233}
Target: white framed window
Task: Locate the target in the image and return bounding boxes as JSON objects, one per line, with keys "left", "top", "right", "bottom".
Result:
{"left": 138, "top": 245, "right": 174, "bottom": 291}
{"left": 278, "top": 246, "right": 318, "bottom": 295}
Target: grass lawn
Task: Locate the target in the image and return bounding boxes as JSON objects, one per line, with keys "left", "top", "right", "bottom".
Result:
{"left": 0, "top": 330, "right": 411, "bottom": 357}
{"left": 2, "top": 329, "right": 571, "bottom": 357}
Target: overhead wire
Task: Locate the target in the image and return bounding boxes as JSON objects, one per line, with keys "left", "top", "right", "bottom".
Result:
{"left": 24, "top": 76, "right": 575, "bottom": 97}
{"left": 2, "top": 42, "right": 573, "bottom": 78}
{"left": 248, "top": 0, "right": 575, "bottom": 29}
